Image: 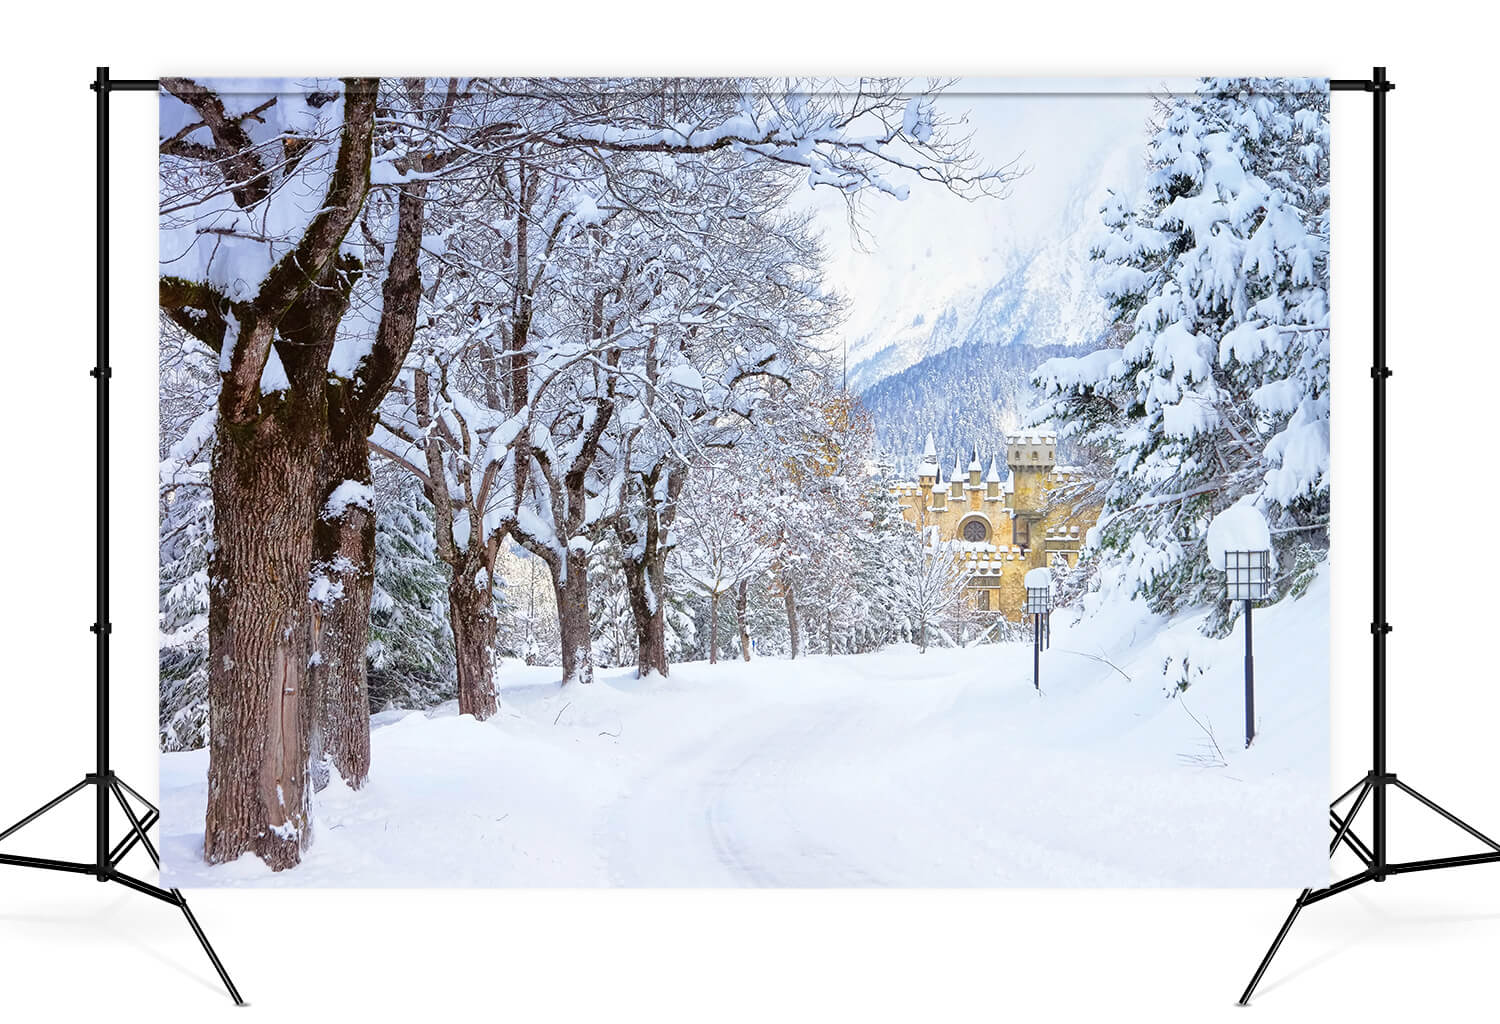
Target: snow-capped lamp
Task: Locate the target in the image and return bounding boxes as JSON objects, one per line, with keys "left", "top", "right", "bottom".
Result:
{"left": 1024, "top": 566, "right": 1052, "bottom": 691}
{"left": 1207, "top": 504, "right": 1274, "bottom": 750}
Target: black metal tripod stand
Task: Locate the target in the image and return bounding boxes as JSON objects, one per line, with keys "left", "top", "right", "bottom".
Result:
{"left": 0, "top": 69, "right": 243, "bottom": 1007}
{"left": 1237, "top": 66, "right": 1500, "bottom": 1005}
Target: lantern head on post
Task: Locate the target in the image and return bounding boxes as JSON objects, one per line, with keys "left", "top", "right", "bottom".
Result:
{"left": 1207, "top": 503, "right": 1274, "bottom": 751}
{"left": 1023, "top": 566, "right": 1052, "bottom": 615}
{"left": 1023, "top": 566, "right": 1052, "bottom": 690}
{"left": 1224, "top": 549, "right": 1272, "bottom": 601}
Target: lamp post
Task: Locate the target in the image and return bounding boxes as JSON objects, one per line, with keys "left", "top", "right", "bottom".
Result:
{"left": 1208, "top": 504, "right": 1274, "bottom": 750}
{"left": 1024, "top": 567, "right": 1052, "bottom": 692}
{"left": 1225, "top": 548, "right": 1272, "bottom": 748}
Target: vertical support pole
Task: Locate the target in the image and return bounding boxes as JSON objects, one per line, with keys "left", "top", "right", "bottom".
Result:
{"left": 92, "top": 65, "right": 111, "bottom": 881}
{"left": 1033, "top": 613, "right": 1040, "bottom": 691}
{"left": 1244, "top": 599, "right": 1255, "bottom": 749}
{"left": 1370, "top": 64, "right": 1390, "bottom": 882}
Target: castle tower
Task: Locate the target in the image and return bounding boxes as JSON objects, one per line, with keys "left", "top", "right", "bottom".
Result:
{"left": 918, "top": 434, "right": 938, "bottom": 486}
{"left": 1006, "top": 427, "right": 1057, "bottom": 567}
{"left": 917, "top": 434, "right": 938, "bottom": 509}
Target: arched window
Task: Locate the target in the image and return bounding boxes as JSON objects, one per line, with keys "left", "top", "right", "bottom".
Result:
{"left": 962, "top": 518, "right": 989, "bottom": 543}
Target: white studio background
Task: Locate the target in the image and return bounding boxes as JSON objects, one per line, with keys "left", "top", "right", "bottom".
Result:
{"left": 1, "top": 6, "right": 1497, "bottom": 1020}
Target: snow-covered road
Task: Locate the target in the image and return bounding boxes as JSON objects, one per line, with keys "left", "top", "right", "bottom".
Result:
{"left": 161, "top": 574, "right": 1330, "bottom": 888}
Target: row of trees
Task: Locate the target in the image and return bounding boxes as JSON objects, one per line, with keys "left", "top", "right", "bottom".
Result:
{"left": 158, "top": 77, "right": 1015, "bottom": 869}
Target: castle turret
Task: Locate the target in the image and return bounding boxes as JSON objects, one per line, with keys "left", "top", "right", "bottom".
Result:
{"left": 917, "top": 433, "right": 938, "bottom": 486}
{"left": 1006, "top": 427, "right": 1058, "bottom": 566}
{"left": 949, "top": 453, "right": 964, "bottom": 500}
{"left": 985, "top": 456, "right": 1001, "bottom": 499}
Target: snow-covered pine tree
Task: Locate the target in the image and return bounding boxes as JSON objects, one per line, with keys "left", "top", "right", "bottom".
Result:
{"left": 366, "top": 477, "right": 456, "bottom": 712}
{"left": 1034, "top": 77, "right": 1330, "bottom": 620}
{"left": 159, "top": 485, "right": 213, "bottom": 751}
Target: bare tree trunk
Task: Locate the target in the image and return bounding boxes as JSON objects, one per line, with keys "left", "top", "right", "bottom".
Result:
{"left": 553, "top": 550, "right": 595, "bottom": 686}
{"left": 204, "top": 409, "right": 321, "bottom": 870}
{"left": 308, "top": 424, "right": 376, "bottom": 790}
{"left": 164, "top": 79, "right": 379, "bottom": 873}
{"left": 826, "top": 608, "right": 834, "bottom": 656}
{"left": 782, "top": 575, "right": 800, "bottom": 659}
{"left": 614, "top": 464, "right": 683, "bottom": 679}
{"left": 709, "top": 590, "right": 720, "bottom": 665}
{"left": 449, "top": 573, "right": 499, "bottom": 719}
{"left": 623, "top": 558, "right": 669, "bottom": 677}
{"left": 736, "top": 579, "right": 751, "bottom": 662}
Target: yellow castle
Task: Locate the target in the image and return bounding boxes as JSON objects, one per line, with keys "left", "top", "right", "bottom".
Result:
{"left": 892, "top": 430, "right": 1097, "bottom": 621}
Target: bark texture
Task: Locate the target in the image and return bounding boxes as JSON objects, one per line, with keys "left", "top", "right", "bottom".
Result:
{"left": 309, "top": 420, "right": 376, "bottom": 790}
{"left": 449, "top": 573, "right": 500, "bottom": 718}
{"left": 188, "top": 80, "right": 378, "bottom": 870}
{"left": 615, "top": 464, "right": 683, "bottom": 678}
{"left": 204, "top": 403, "right": 323, "bottom": 869}
{"left": 553, "top": 550, "right": 595, "bottom": 686}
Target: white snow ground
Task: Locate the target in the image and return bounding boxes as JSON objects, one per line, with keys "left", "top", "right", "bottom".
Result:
{"left": 160, "top": 572, "right": 1330, "bottom": 888}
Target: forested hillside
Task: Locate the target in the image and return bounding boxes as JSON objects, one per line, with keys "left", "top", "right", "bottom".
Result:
{"left": 858, "top": 340, "right": 1082, "bottom": 467}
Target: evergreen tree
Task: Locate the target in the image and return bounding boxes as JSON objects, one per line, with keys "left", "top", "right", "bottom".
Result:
{"left": 1034, "top": 78, "right": 1330, "bottom": 619}
{"left": 159, "top": 486, "right": 213, "bottom": 751}
{"left": 366, "top": 479, "right": 457, "bottom": 712}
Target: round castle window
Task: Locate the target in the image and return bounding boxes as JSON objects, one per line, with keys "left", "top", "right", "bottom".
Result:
{"left": 962, "top": 519, "right": 988, "bottom": 543}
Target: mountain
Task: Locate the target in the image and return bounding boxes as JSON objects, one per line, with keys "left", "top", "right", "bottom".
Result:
{"left": 859, "top": 339, "right": 1083, "bottom": 474}
{"left": 843, "top": 151, "right": 1126, "bottom": 397}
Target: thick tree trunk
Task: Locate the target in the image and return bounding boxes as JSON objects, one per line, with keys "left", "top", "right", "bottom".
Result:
{"left": 308, "top": 423, "right": 376, "bottom": 790}
{"left": 783, "top": 578, "right": 800, "bottom": 659}
{"left": 553, "top": 551, "right": 594, "bottom": 686}
{"left": 204, "top": 407, "right": 322, "bottom": 870}
{"left": 709, "top": 591, "right": 720, "bottom": 665}
{"left": 736, "top": 579, "right": 751, "bottom": 662}
{"left": 623, "top": 557, "right": 669, "bottom": 678}
{"left": 449, "top": 572, "right": 499, "bottom": 719}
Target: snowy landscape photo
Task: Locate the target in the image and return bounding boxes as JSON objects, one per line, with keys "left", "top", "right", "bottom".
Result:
{"left": 157, "top": 76, "right": 1332, "bottom": 886}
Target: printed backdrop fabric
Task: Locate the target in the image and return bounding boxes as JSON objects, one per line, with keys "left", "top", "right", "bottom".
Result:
{"left": 158, "top": 77, "right": 1331, "bottom": 887}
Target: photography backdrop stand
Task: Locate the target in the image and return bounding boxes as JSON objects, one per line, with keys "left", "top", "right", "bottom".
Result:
{"left": 0, "top": 69, "right": 243, "bottom": 1006}
{"left": 1237, "top": 67, "right": 1500, "bottom": 1005}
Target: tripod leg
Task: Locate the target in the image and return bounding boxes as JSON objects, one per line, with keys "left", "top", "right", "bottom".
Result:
{"left": 1391, "top": 780, "right": 1500, "bottom": 853}
{"left": 175, "top": 890, "right": 246, "bottom": 1006}
{"left": 0, "top": 779, "right": 90, "bottom": 843}
{"left": 1238, "top": 889, "right": 1310, "bottom": 1006}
